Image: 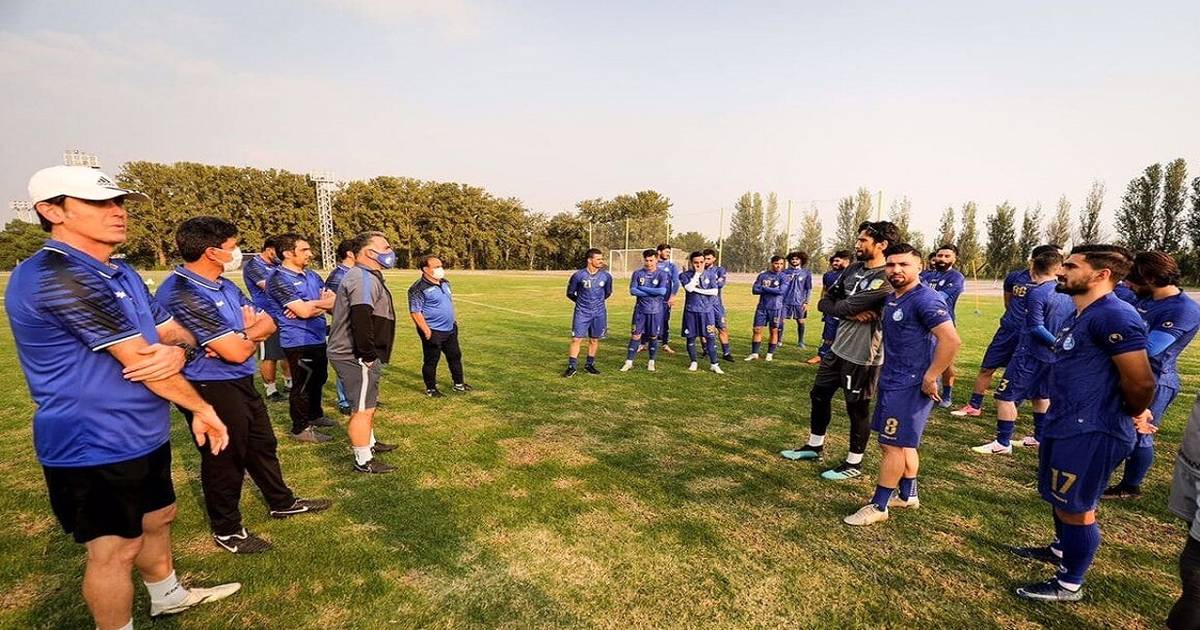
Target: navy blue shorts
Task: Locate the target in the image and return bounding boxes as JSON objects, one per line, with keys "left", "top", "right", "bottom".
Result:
{"left": 1038, "top": 433, "right": 1132, "bottom": 513}
{"left": 784, "top": 304, "right": 807, "bottom": 320}
{"left": 993, "top": 353, "right": 1051, "bottom": 403}
{"left": 571, "top": 311, "right": 607, "bottom": 339}
{"left": 873, "top": 386, "right": 936, "bottom": 448}
{"left": 1139, "top": 382, "right": 1181, "bottom": 448}
{"left": 821, "top": 317, "right": 839, "bottom": 342}
{"left": 981, "top": 326, "right": 1019, "bottom": 369}
{"left": 631, "top": 310, "right": 664, "bottom": 338}
{"left": 753, "top": 307, "right": 784, "bottom": 329}
{"left": 682, "top": 311, "right": 717, "bottom": 339}
{"left": 712, "top": 304, "right": 728, "bottom": 330}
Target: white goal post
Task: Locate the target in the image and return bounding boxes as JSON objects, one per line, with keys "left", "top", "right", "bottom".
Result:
{"left": 607, "top": 248, "right": 689, "bottom": 276}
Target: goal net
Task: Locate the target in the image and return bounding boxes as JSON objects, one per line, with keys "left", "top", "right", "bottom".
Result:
{"left": 606, "top": 248, "right": 689, "bottom": 276}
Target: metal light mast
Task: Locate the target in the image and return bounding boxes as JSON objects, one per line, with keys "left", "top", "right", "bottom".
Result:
{"left": 9, "top": 201, "right": 33, "bottom": 223}
{"left": 63, "top": 150, "right": 101, "bottom": 168}
{"left": 309, "top": 171, "right": 338, "bottom": 270}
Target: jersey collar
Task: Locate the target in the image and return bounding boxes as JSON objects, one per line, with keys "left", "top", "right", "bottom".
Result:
{"left": 172, "top": 265, "right": 223, "bottom": 291}
{"left": 41, "top": 239, "right": 123, "bottom": 279}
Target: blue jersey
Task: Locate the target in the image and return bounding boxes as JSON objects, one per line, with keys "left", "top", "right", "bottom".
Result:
{"left": 680, "top": 268, "right": 719, "bottom": 312}
{"left": 753, "top": 270, "right": 786, "bottom": 310}
{"left": 821, "top": 269, "right": 843, "bottom": 319}
{"left": 1114, "top": 283, "right": 1138, "bottom": 305}
{"left": 267, "top": 266, "right": 329, "bottom": 348}
{"left": 566, "top": 268, "right": 613, "bottom": 315}
{"left": 782, "top": 267, "right": 813, "bottom": 307}
{"left": 1023, "top": 280, "right": 1074, "bottom": 363}
{"left": 156, "top": 266, "right": 257, "bottom": 382}
{"left": 657, "top": 259, "right": 681, "bottom": 296}
{"left": 879, "top": 283, "right": 953, "bottom": 391}
{"left": 1137, "top": 291, "right": 1200, "bottom": 389}
{"left": 711, "top": 265, "right": 728, "bottom": 305}
{"left": 920, "top": 268, "right": 965, "bottom": 317}
{"left": 242, "top": 254, "right": 277, "bottom": 314}
{"left": 630, "top": 267, "right": 671, "bottom": 314}
{"left": 999, "top": 269, "right": 1038, "bottom": 329}
{"left": 6, "top": 240, "right": 172, "bottom": 467}
{"left": 1045, "top": 293, "right": 1148, "bottom": 444}
{"left": 324, "top": 264, "right": 351, "bottom": 293}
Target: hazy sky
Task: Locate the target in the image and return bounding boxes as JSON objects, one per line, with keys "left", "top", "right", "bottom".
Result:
{"left": 2, "top": 0, "right": 1198, "bottom": 241}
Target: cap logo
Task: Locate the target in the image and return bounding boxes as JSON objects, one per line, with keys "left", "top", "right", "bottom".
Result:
{"left": 96, "top": 175, "right": 114, "bottom": 186}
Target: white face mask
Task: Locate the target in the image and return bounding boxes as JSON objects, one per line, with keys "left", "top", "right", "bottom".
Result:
{"left": 431, "top": 267, "right": 446, "bottom": 280}
{"left": 219, "top": 247, "right": 243, "bottom": 273}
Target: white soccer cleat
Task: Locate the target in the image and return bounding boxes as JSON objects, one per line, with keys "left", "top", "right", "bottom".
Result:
{"left": 150, "top": 582, "right": 242, "bottom": 618}
{"left": 888, "top": 495, "right": 920, "bottom": 510}
{"left": 744, "top": 353, "right": 759, "bottom": 361}
{"left": 688, "top": 362, "right": 698, "bottom": 372}
{"left": 1016, "top": 436, "right": 1040, "bottom": 448}
{"left": 620, "top": 360, "right": 633, "bottom": 372}
{"left": 710, "top": 363, "right": 724, "bottom": 375}
{"left": 843, "top": 504, "right": 889, "bottom": 526}
{"left": 971, "top": 440, "right": 1013, "bottom": 455}
{"left": 765, "top": 353, "right": 774, "bottom": 362}
{"left": 647, "top": 360, "right": 656, "bottom": 372}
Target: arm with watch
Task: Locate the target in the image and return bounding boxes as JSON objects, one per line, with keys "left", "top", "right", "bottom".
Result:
{"left": 203, "top": 305, "right": 276, "bottom": 364}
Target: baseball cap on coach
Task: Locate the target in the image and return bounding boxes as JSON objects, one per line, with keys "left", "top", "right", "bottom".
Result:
{"left": 28, "top": 165, "right": 150, "bottom": 204}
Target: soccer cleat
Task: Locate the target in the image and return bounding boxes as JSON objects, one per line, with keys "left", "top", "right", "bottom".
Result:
{"left": 1101, "top": 484, "right": 1142, "bottom": 501}
{"left": 780, "top": 446, "right": 822, "bottom": 460}
{"left": 563, "top": 367, "right": 577, "bottom": 378}
{"left": 1016, "top": 436, "right": 1040, "bottom": 448}
{"left": 585, "top": 364, "right": 601, "bottom": 375}
{"left": 212, "top": 528, "right": 271, "bottom": 554}
{"left": 937, "top": 398, "right": 954, "bottom": 409}
{"left": 744, "top": 353, "right": 759, "bottom": 361}
{"left": 1010, "top": 545, "right": 1062, "bottom": 565}
{"left": 843, "top": 504, "right": 889, "bottom": 526}
{"left": 647, "top": 360, "right": 656, "bottom": 372}
{"left": 971, "top": 440, "right": 1012, "bottom": 455}
{"left": 150, "top": 582, "right": 242, "bottom": 617}
{"left": 266, "top": 391, "right": 286, "bottom": 403}
{"left": 804, "top": 355, "right": 822, "bottom": 365}
{"left": 354, "top": 458, "right": 396, "bottom": 474}
{"left": 371, "top": 441, "right": 398, "bottom": 454}
{"left": 798, "top": 343, "right": 808, "bottom": 349}
{"left": 723, "top": 353, "right": 735, "bottom": 362}
{"left": 710, "top": 363, "right": 725, "bottom": 375}
{"left": 425, "top": 388, "right": 444, "bottom": 398}
{"left": 1015, "top": 578, "right": 1084, "bottom": 602}
{"left": 337, "top": 403, "right": 352, "bottom": 415}
{"left": 289, "top": 427, "right": 331, "bottom": 443}
{"left": 661, "top": 344, "right": 676, "bottom": 354}
{"left": 950, "top": 404, "right": 982, "bottom": 417}
{"left": 821, "top": 462, "right": 863, "bottom": 481}
{"left": 620, "top": 360, "right": 634, "bottom": 372}
{"left": 688, "top": 362, "right": 698, "bottom": 372}
{"left": 888, "top": 495, "right": 920, "bottom": 510}
{"left": 310, "top": 416, "right": 337, "bottom": 428}
{"left": 765, "top": 353, "right": 774, "bottom": 362}
{"left": 269, "top": 498, "right": 332, "bottom": 519}
{"left": 453, "top": 383, "right": 473, "bottom": 392}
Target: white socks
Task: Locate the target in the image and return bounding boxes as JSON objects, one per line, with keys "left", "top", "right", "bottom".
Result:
{"left": 105, "top": 620, "right": 134, "bottom": 630}
{"left": 846, "top": 452, "right": 864, "bottom": 465}
{"left": 144, "top": 571, "right": 187, "bottom": 607}
{"left": 368, "top": 430, "right": 377, "bottom": 448}
{"left": 264, "top": 382, "right": 277, "bottom": 396}
{"left": 353, "top": 446, "right": 373, "bottom": 466}
{"left": 807, "top": 434, "right": 826, "bottom": 448}
{"left": 284, "top": 377, "right": 293, "bottom": 388}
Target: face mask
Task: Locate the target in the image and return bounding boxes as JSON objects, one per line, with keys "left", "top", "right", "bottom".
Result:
{"left": 371, "top": 249, "right": 396, "bottom": 269}
{"left": 432, "top": 267, "right": 446, "bottom": 280}
{"left": 218, "top": 247, "right": 243, "bottom": 273}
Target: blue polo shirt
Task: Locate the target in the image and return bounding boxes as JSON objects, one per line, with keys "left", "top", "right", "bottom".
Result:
{"left": 879, "top": 283, "right": 953, "bottom": 390}
{"left": 325, "top": 264, "right": 351, "bottom": 293}
{"left": 156, "top": 266, "right": 257, "bottom": 381}
{"left": 408, "top": 277, "right": 457, "bottom": 332}
{"left": 266, "top": 265, "right": 329, "bottom": 348}
{"left": 1137, "top": 291, "right": 1200, "bottom": 389}
{"left": 6, "top": 240, "right": 172, "bottom": 467}
{"left": 920, "top": 268, "right": 965, "bottom": 317}
{"left": 1000, "top": 269, "right": 1037, "bottom": 329}
{"left": 242, "top": 254, "right": 277, "bottom": 314}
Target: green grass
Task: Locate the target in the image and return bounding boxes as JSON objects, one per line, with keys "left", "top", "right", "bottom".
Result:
{"left": 0, "top": 270, "right": 1194, "bottom": 629}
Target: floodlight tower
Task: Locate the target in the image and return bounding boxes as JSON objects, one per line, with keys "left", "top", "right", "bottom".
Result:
{"left": 309, "top": 171, "right": 338, "bottom": 270}
{"left": 9, "top": 201, "right": 33, "bottom": 223}
{"left": 63, "top": 149, "right": 101, "bottom": 168}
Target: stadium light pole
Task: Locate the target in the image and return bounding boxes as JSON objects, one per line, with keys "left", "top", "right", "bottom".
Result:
{"left": 624, "top": 218, "right": 630, "bottom": 251}
{"left": 785, "top": 200, "right": 792, "bottom": 250}
{"left": 63, "top": 149, "right": 101, "bottom": 169}
{"left": 876, "top": 190, "right": 883, "bottom": 221}
{"left": 9, "top": 201, "right": 33, "bottom": 223}
{"left": 309, "top": 171, "right": 338, "bottom": 270}
{"left": 717, "top": 207, "right": 724, "bottom": 267}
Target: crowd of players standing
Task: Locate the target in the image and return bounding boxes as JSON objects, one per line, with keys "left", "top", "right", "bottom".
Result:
{"left": 7, "top": 163, "right": 1200, "bottom": 628}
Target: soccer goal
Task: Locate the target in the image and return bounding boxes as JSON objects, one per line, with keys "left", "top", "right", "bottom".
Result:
{"left": 607, "top": 248, "right": 689, "bottom": 276}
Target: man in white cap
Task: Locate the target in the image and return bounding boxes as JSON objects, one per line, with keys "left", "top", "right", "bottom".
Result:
{"left": 5, "top": 165, "right": 241, "bottom": 630}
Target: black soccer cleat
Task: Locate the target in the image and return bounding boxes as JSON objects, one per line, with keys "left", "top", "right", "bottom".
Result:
{"left": 723, "top": 353, "right": 735, "bottom": 362}
{"left": 310, "top": 416, "right": 337, "bottom": 428}
{"left": 1015, "top": 578, "right": 1084, "bottom": 602}
{"left": 371, "top": 441, "right": 398, "bottom": 454}
{"left": 584, "top": 364, "right": 600, "bottom": 375}
{"left": 1101, "top": 483, "right": 1142, "bottom": 501}
{"left": 266, "top": 391, "right": 286, "bottom": 403}
{"left": 213, "top": 528, "right": 272, "bottom": 554}
{"left": 1010, "top": 545, "right": 1061, "bottom": 565}
{"left": 270, "top": 498, "right": 332, "bottom": 519}
{"left": 354, "top": 459, "right": 396, "bottom": 474}
{"left": 453, "top": 383, "right": 473, "bottom": 393}
{"left": 425, "top": 388, "right": 444, "bottom": 398}
{"left": 563, "top": 367, "right": 577, "bottom": 378}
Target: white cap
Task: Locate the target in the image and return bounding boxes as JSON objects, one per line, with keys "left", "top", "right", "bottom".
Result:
{"left": 28, "top": 165, "right": 150, "bottom": 204}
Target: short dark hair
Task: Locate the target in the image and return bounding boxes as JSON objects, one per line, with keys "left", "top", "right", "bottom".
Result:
{"left": 770, "top": 255, "right": 785, "bottom": 263}
{"left": 1069, "top": 244, "right": 1134, "bottom": 283}
{"left": 1031, "top": 248, "right": 1064, "bottom": 275}
{"left": 585, "top": 248, "right": 602, "bottom": 260}
{"left": 419, "top": 254, "right": 441, "bottom": 269}
{"left": 353, "top": 231, "right": 387, "bottom": 254}
{"left": 262, "top": 236, "right": 278, "bottom": 253}
{"left": 689, "top": 250, "right": 705, "bottom": 262}
{"left": 936, "top": 243, "right": 959, "bottom": 255}
{"left": 274, "top": 232, "right": 307, "bottom": 257}
{"left": 656, "top": 243, "right": 670, "bottom": 252}
{"left": 336, "top": 238, "right": 357, "bottom": 260}
{"left": 176, "top": 216, "right": 238, "bottom": 263}
{"left": 1128, "top": 250, "right": 1181, "bottom": 288}
{"left": 642, "top": 248, "right": 656, "bottom": 259}
{"left": 858, "top": 221, "right": 900, "bottom": 249}
{"left": 884, "top": 243, "right": 921, "bottom": 259}
{"left": 831, "top": 250, "right": 852, "bottom": 262}
{"left": 34, "top": 195, "right": 67, "bottom": 232}
{"left": 702, "top": 248, "right": 717, "bottom": 257}
{"left": 787, "top": 251, "right": 809, "bottom": 266}
{"left": 1031, "top": 244, "right": 1062, "bottom": 259}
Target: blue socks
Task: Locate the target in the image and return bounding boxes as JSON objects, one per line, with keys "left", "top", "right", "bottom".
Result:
{"left": 686, "top": 338, "right": 698, "bottom": 362}
{"left": 996, "top": 419, "right": 1016, "bottom": 447}
{"left": 585, "top": 355, "right": 595, "bottom": 367}
{"left": 707, "top": 336, "right": 720, "bottom": 363}
{"left": 768, "top": 342, "right": 778, "bottom": 354}
{"left": 969, "top": 392, "right": 984, "bottom": 409}
{"left": 648, "top": 339, "right": 659, "bottom": 360}
{"left": 1032, "top": 412, "right": 1046, "bottom": 442}
{"left": 568, "top": 356, "right": 578, "bottom": 369}
{"left": 871, "top": 485, "right": 894, "bottom": 511}
{"left": 941, "top": 384, "right": 952, "bottom": 401}
{"left": 1120, "top": 445, "right": 1154, "bottom": 489}
{"left": 899, "top": 476, "right": 917, "bottom": 501}
{"left": 626, "top": 339, "right": 640, "bottom": 361}
{"left": 1057, "top": 521, "right": 1101, "bottom": 588}
{"left": 797, "top": 323, "right": 806, "bottom": 345}
{"left": 721, "top": 342, "right": 731, "bottom": 356}
{"left": 751, "top": 341, "right": 761, "bottom": 355}
{"left": 1050, "top": 512, "right": 1064, "bottom": 557}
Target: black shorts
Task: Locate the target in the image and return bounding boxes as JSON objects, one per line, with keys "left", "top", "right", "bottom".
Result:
{"left": 813, "top": 353, "right": 880, "bottom": 403}
{"left": 43, "top": 442, "right": 176, "bottom": 544}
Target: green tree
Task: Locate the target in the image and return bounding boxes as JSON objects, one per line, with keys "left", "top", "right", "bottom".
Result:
{"left": 723, "top": 192, "right": 767, "bottom": 272}
{"left": 796, "top": 207, "right": 824, "bottom": 271}
{"left": 889, "top": 196, "right": 914, "bottom": 243}
{"left": 936, "top": 207, "right": 956, "bottom": 247}
{"left": 833, "top": 188, "right": 873, "bottom": 251}
{"left": 1190, "top": 177, "right": 1200, "bottom": 251}
{"left": 984, "top": 202, "right": 1019, "bottom": 278}
{"left": 0, "top": 219, "right": 47, "bottom": 269}
{"left": 576, "top": 191, "right": 671, "bottom": 254}
{"left": 1018, "top": 204, "right": 1042, "bottom": 261}
{"left": 1116, "top": 163, "right": 1162, "bottom": 251}
{"left": 1045, "top": 195, "right": 1072, "bottom": 249}
{"left": 1161, "top": 158, "right": 1188, "bottom": 253}
{"left": 672, "top": 231, "right": 716, "bottom": 254}
{"left": 957, "top": 201, "right": 981, "bottom": 274}
{"left": 764, "top": 193, "right": 787, "bottom": 255}
{"left": 1078, "top": 180, "right": 1105, "bottom": 244}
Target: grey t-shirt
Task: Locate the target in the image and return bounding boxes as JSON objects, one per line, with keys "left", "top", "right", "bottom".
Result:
{"left": 820, "top": 261, "right": 889, "bottom": 366}
{"left": 1170, "top": 392, "right": 1200, "bottom": 539}
{"left": 328, "top": 266, "right": 396, "bottom": 363}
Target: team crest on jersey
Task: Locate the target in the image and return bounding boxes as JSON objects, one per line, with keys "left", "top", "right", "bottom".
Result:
{"left": 868, "top": 279, "right": 885, "bottom": 290}
{"left": 1108, "top": 333, "right": 1124, "bottom": 343}
{"left": 599, "top": 281, "right": 606, "bottom": 287}
{"left": 1062, "top": 334, "right": 1075, "bottom": 350}
{"left": 938, "top": 280, "right": 945, "bottom": 286}
{"left": 1013, "top": 286, "right": 1028, "bottom": 297}
{"left": 114, "top": 290, "right": 127, "bottom": 299}
{"left": 1164, "top": 321, "right": 1175, "bottom": 329}
{"left": 892, "top": 309, "right": 904, "bottom": 321}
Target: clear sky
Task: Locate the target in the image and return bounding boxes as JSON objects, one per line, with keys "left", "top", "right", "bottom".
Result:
{"left": 2, "top": 0, "right": 1198, "bottom": 242}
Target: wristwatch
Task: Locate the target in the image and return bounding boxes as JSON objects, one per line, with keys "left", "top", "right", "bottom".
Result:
{"left": 176, "top": 343, "right": 199, "bottom": 363}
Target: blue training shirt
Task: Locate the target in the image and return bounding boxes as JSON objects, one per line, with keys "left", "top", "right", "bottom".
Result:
{"left": 408, "top": 276, "right": 457, "bottom": 332}
{"left": 999, "top": 269, "right": 1038, "bottom": 329}
{"left": 753, "top": 270, "right": 786, "bottom": 311}
{"left": 242, "top": 254, "right": 277, "bottom": 314}
{"left": 566, "top": 268, "right": 613, "bottom": 316}
{"left": 1114, "top": 283, "right": 1138, "bottom": 305}
{"left": 266, "top": 265, "right": 329, "bottom": 348}
{"left": 658, "top": 259, "right": 681, "bottom": 297}
{"left": 821, "top": 269, "right": 843, "bottom": 321}
{"left": 1023, "top": 280, "right": 1074, "bottom": 363}
{"left": 782, "top": 267, "right": 813, "bottom": 308}
{"left": 6, "top": 240, "right": 173, "bottom": 467}
{"left": 1044, "top": 292, "right": 1149, "bottom": 444}
{"left": 1137, "top": 291, "right": 1200, "bottom": 389}
{"left": 680, "top": 268, "right": 719, "bottom": 312}
{"left": 324, "top": 264, "right": 352, "bottom": 293}
{"left": 879, "top": 283, "right": 953, "bottom": 391}
{"left": 631, "top": 267, "right": 670, "bottom": 314}
{"left": 156, "top": 266, "right": 257, "bottom": 381}
{"left": 920, "top": 268, "right": 965, "bottom": 317}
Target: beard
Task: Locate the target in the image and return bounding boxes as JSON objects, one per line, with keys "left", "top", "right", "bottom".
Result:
{"left": 888, "top": 275, "right": 912, "bottom": 289}
{"left": 1055, "top": 280, "right": 1085, "bottom": 295}
{"left": 934, "top": 261, "right": 951, "bottom": 271}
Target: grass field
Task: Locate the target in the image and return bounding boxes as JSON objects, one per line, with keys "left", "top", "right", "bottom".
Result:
{"left": 0, "top": 269, "right": 1195, "bottom": 629}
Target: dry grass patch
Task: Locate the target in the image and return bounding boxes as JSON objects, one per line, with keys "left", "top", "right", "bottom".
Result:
{"left": 497, "top": 424, "right": 598, "bottom": 468}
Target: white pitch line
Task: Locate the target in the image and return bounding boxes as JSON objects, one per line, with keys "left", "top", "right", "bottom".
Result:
{"left": 454, "top": 298, "right": 549, "bottom": 318}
